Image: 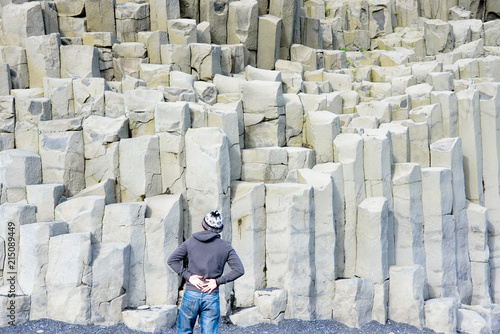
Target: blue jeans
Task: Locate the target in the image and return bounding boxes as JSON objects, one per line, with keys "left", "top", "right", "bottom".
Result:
{"left": 177, "top": 290, "right": 220, "bottom": 334}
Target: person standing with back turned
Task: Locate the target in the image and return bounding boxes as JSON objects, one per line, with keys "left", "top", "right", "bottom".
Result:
{"left": 167, "top": 210, "right": 245, "bottom": 334}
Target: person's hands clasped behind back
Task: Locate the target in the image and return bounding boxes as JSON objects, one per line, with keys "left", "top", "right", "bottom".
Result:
{"left": 188, "top": 275, "right": 205, "bottom": 290}
{"left": 201, "top": 279, "right": 217, "bottom": 294}
{"left": 188, "top": 275, "right": 218, "bottom": 294}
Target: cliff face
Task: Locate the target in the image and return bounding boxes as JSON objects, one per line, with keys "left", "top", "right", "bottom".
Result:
{"left": 0, "top": 0, "right": 499, "bottom": 333}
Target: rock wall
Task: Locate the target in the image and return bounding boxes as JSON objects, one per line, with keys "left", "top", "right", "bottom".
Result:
{"left": 0, "top": 0, "right": 500, "bottom": 332}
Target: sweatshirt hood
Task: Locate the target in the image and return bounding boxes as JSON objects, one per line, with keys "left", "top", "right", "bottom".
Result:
{"left": 192, "top": 230, "right": 221, "bottom": 242}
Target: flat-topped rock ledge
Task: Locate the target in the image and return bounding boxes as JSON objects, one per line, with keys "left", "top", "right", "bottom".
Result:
{"left": 0, "top": 0, "right": 500, "bottom": 333}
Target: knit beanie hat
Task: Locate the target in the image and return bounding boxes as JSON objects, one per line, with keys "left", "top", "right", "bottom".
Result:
{"left": 202, "top": 210, "right": 223, "bottom": 233}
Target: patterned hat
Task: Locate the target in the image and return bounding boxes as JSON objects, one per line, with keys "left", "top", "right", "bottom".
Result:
{"left": 202, "top": 210, "right": 223, "bottom": 233}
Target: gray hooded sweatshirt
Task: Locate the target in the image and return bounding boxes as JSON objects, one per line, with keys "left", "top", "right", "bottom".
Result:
{"left": 167, "top": 230, "right": 244, "bottom": 293}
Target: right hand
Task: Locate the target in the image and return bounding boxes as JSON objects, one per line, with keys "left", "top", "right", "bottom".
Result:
{"left": 188, "top": 275, "right": 206, "bottom": 290}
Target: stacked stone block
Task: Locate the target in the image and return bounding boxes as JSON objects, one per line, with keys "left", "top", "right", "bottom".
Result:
{"left": 18, "top": 221, "right": 68, "bottom": 320}
{"left": 230, "top": 181, "right": 266, "bottom": 307}
{"left": 334, "top": 133, "right": 365, "bottom": 278}
{"left": 144, "top": 194, "right": 183, "bottom": 306}
{"left": 91, "top": 242, "right": 130, "bottom": 325}
{"left": 46, "top": 232, "right": 92, "bottom": 324}
{"left": 39, "top": 118, "right": 85, "bottom": 197}
{"left": 0, "top": 0, "right": 499, "bottom": 332}
{"left": 102, "top": 202, "right": 146, "bottom": 308}
{"left": 115, "top": 3, "right": 150, "bottom": 43}
{"left": 83, "top": 32, "right": 117, "bottom": 81}
{"left": 466, "top": 202, "right": 492, "bottom": 306}
{"left": 185, "top": 127, "right": 231, "bottom": 241}
{"left": 392, "top": 163, "right": 425, "bottom": 270}
{"left": 430, "top": 137, "right": 472, "bottom": 304}
{"left": 265, "top": 183, "right": 315, "bottom": 320}
{"left": 155, "top": 101, "right": 190, "bottom": 196}
{"left": 54, "top": 196, "right": 105, "bottom": 244}
{"left": 241, "top": 80, "right": 286, "bottom": 148}
{"left": 421, "top": 166, "right": 458, "bottom": 300}
{"left": 294, "top": 168, "right": 335, "bottom": 319}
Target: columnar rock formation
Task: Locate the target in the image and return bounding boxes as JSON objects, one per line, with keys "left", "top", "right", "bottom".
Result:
{"left": 1, "top": 0, "right": 500, "bottom": 333}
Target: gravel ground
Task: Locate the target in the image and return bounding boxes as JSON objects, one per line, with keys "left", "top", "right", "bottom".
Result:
{"left": 0, "top": 318, "right": 444, "bottom": 334}
{"left": 4, "top": 317, "right": 500, "bottom": 334}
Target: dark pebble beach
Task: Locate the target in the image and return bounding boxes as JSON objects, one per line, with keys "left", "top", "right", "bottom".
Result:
{"left": 0, "top": 318, "right": 451, "bottom": 334}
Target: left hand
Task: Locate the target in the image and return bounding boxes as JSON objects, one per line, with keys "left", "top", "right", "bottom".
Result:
{"left": 188, "top": 275, "right": 205, "bottom": 291}
{"left": 202, "top": 279, "right": 217, "bottom": 294}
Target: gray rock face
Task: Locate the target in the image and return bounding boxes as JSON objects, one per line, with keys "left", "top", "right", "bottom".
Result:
{"left": 333, "top": 133, "right": 366, "bottom": 278}
{"left": 39, "top": 130, "right": 85, "bottom": 197}
{"left": 124, "top": 90, "right": 164, "bottom": 137}
{"left": 15, "top": 97, "right": 51, "bottom": 154}
{"left": 83, "top": 115, "right": 128, "bottom": 200}
{"left": 25, "top": 33, "right": 61, "bottom": 88}
{"left": 185, "top": 127, "right": 231, "bottom": 239}
{"left": 144, "top": 194, "right": 183, "bottom": 306}
{"left": 0, "top": 0, "right": 499, "bottom": 332}
{"left": 422, "top": 167, "right": 457, "bottom": 300}
{"left": 0, "top": 150, "right": 41, "bottom": 203}
{"left": 43, "top": 78, "right": 75, "bottom": 119}
{"left": 26, "top": 184, "right": 64, "bottom": 222}
{"left": 0, "top": 203, "right": 36, "bottom": 298}
{"left": 54, "top": 0, "right": 85, "bottom": 17}
{"left": 241, "top": 80, "right": 286, "bottom": 148}
{"left": 457, "top": 308, "right": 490, "bottom": 334}
{"left": 392, "top": 163, "right": 425, "bottom": 269}
{"left": 150, "top": 0, "right": 180, "bottom": 31}
{"left": 46, "top": 232, "right": 92, "bottom": 325}
{"left": 190, "top": 43, "right": 222, "bottom": 81}
{"left": 257, "top": 15, "right": 281, "bottom": 70}
{"left": 430, "top": 137, "right": 472, "bottom": 304}
{"left": 208, "top": 106, "right": 241, "bottom": 180}
{"left": 55, "top": 196, "right": 105, "bottom": 243}
{"left": 85, "top": 0, "right": 116, "bottom": 34}
{"left": 18, "top": 221, "right": 68, "bottom": 320}
{"left": 119, "top": 135, "right": 162, "bottom": 202}
{"left": 115, "top": 3, "right": 150, "bottom": 43}
{"left": 424, "top": 298, "right": 458, "bottom": 334}
{"left": 60, "top": 46, "right": 100, "bottom": 79}
{"left": 231, "top": 182, "right": 266, "bottom": 307}
{"left": 304, "top": 110, "right": 340, "bottom": 163}
{"left": 356, "top": 197, "right": 389, "bottom": 284}
{"left": 102, "top": 202, "right": 147, "bottom": 308}
{"left": 122, "top": 305, "right": 177, "bottom": 332}
{"left": 227, "top": 0, "right": 258, "bottom": 50}
{"left": 0, "top": 46, "right": 28, "bottom": 89}
{"left": 0, "top": 291, "right": 29, "bottom": 326}
{"left": 294, "top": 169, "right": 335, "bottom": 319}
{"left": 73, "top": 78, "right": 106, "bottom": 117}
{"left": 2, "top": 3, "right": 44, "bottom": 47}
{"left": 265, "top": 183, "right": 315, "bottom": 320}
{"left": 332, "top": 278, "right": 374, "bottom": 328}
{"left": 91, "top": 242, "right": 130, "bottom": 325}
{"left": 389, "top": 265, "right": 425, "bottom": 330}
{"left": 167, "top": 18, "right": 197, "bottom": 45}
